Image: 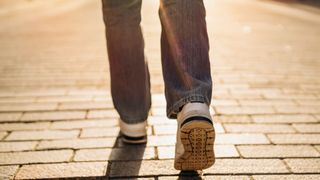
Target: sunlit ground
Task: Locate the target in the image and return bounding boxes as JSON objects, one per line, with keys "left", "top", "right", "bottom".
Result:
{"left": 0, "top": 0, "right": 319, "bottom": 179}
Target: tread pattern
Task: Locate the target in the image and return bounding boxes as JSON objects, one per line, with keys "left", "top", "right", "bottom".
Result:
{"left": 174, "top": 121, "right": 215, "bottom": 170}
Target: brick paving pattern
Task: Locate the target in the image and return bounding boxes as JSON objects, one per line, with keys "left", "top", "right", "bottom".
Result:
{"left": 0, "top": 0, "right": 319, "bottom": 179}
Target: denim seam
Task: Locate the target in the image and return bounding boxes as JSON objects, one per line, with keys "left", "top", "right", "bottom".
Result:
{"left": 167, "top": 94, "right": 210, "bottom": 119}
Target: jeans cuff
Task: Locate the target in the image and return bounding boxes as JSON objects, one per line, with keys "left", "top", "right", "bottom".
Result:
{"left": 120, "top": 114, "right": 148, "bottom": 124}
{"left": 167, "top": 94, "right": 210, "bottom": 119}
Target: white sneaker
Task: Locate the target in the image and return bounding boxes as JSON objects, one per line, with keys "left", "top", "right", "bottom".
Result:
{"left": 119, "top": 119, "right": 147, "bottom": 144}
{"left": 174, "top": 102, "right": 215, "bottom": 170}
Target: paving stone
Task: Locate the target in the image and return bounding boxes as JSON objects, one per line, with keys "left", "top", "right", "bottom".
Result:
{"left": 252, "top": 114, "right": 318, "bottom": 123}
{"left": 0, "top": 91, "right": 14, "bottom": 97}
{"left": 0, "top": 97, "right": 36, "bottom": 103}
{"left": 224, "top": 124, "right": 295, "bottom": 133}
{"left": 14, "top": 90, "right": 67, "bottom": 97}
{"left": 215, "top": 84, "right": 249, "bottom": 92}
{"left": 0, "top": 103, "right": 58, "bottom": 112}
{"left": 0, "top": 113, "right": 22, "bottom": 122}
{"left": 237, "top": 145, "right": 320, "bottom": 158}
{"left": 0, "top": 132, "right": 8, "bottom": 140}
{"left": 15, "top": 162, "right": 108, "bottom": 179}
{"left": 230, "top": 91, "right": 263, "bottom": 99}
{"left": 215, "top": 106, "right": 275, "bottom": 115}
{"left": 274, "top": 105, "right": 320, "bottom": 114}
{"left": 21, "top": 111, "right": 86, "bottom": 121}
{"left": 216, "top": 134, "right": 270, "bottom": 145}
{"left": 156, "top": 146, "right": 179, "bottom": 159}
{"left": 110, "top": 159, "right": 288, "bottom": 176}
{"left": 151, "top": 107, "right": 166, "bottom": 116}
{"left": 158, "top": 145, "right": 239, "bottom": 159}
{"left": 87, "top": 110, "right": 119, "bottom": 119}
{"left": 204, "top": 176, "right": 251, "bottom": 180}
{"left": 148, "top": 116, "right": 176, "bottom": 125}
{"left": 238, "top": 99, "right": 296, "bottom": 106}
{"left": 58, "top": 101, "right": 113, "bottom": 110}
{"left": 74, "top": 148, "right": 111, "bottom": 161}
{"left": 151, "top": 94, "right": 166, "bottom": 107}
{"left": 213, "top": 123, "right": 225, "bottom": 133}
{"left": 80, "top": 127, "right": 152, "bottom": 138}
{"left": 107, "top": 135, "right": 176, "bottom": 147}
{"left": 109, "top": 160, "right": 178, "bottom": 177}
{"left": 37, "top": 138, "right": 116, "bottom": 149}
{"left": 268, "top": 134, "right": 320, "bottom": 144}
{"left": 93, "top": 95, "right": 113, "bottom": 102}
{"left": 50, "top": 119, "right": 117, "bottom": 129}
{"left": 0, "top": 150, "right": 73, "bottom": 165}
{"left": 285, "top": 159, "right": 320, "bottom": 173}
{"left": 153, "top": 125, "right": 177, "bottom": 135}
{"left": 147, "top": 135, "right": 176, "bottom": 146}
{"left": 214, "top": 115, "right": 252, "bottom": 123}
{"left": 65, "top": 89, "right": 106, "bottom": 96}
{"left": 253, "top": 175, "right": 320, "bottom": 180}
{"left": 300, "top": 85, "right": 320, "bottom": 92}
{"left": 205, "top": 159, "right": 289, "bottom": 174}
{"left": 296, "top": 99, "right": 320, "bottom": 106}
{"left": 74, "top": 146, "right": 155, "bottom": 161}
{"left": 0, "top": 165, "right": 19, "bottom": 180}
{"left": 0, "top": 122, "right": 50, "bottom": 131}
{"left": 160, "top": 176, "right": 251, "bottom": 180}
{"left": 0, "top": 141, "right": 38, "bottom": 152}
{"left": 292, "top": 124, "right": 320, "bottom": 133}
{"left": 212, "top": 99, "right": 239, "bottom": 106}
{"left": 5, "top": 130, "right": 79, "bottom": 140}
{"left": 212, "top": 91, "right": 232, "bottom": 99}
{"left": 80, "top": 127, "right": 120, "bottom": 138}
{"left": 315, "top": 145, "right": 320, "bottom": 152}
{"left": 263, "top": 93, "right": 318, "bottom": 100}
{"left": 215, "top": 145, "right": 240, "bottom": 157}
{"left": 36, "top": 95, "right": 93, "bottom": 103}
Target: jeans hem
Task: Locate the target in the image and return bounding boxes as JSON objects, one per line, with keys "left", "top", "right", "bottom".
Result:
{"left": 120, "top": 114, "right": 148, "bottom": 124}
{"left": 167, "top": 94, "right": 210, "bottom": 119}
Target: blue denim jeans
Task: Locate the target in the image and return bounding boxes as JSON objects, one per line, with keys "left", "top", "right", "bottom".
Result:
{"left": 102, "top": 0, "right": 212, "bottom": 123}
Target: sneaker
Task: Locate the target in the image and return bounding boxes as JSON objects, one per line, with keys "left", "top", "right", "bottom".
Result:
{"left": 174, "top": 102, "right": 215, "bottom": 170}
{"left": 119, "top": 119, "right": 147, "bottom": 144}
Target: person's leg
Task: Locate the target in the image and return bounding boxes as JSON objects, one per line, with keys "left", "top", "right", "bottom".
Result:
{"left": 159, "top": 0, "right": 212, "bottom": 119}
{"left": 159, "top": 0, "right": 215, "bottom": 170}
{"left": 102, "top": 0, "right": 151, "bottom": 124}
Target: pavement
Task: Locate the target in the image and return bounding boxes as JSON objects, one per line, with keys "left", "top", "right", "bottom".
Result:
{"left": 0, "top": 0, "right": 320, "bottom": 179}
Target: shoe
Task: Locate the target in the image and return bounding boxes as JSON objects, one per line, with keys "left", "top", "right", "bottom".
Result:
{"left": 119, "top": 119, "right": 147, "bottom": 144}
{"left": 174, "top": 102, "right": 215, "bottom": 170}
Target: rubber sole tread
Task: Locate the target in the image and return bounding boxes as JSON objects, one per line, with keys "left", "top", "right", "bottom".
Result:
{"left": 174, "top": 120, "right": 215, "bottom": 170}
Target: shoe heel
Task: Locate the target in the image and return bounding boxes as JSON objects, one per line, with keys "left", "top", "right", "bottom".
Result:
{"left": 174, "top": 121, "right": 215, "bottom": 170}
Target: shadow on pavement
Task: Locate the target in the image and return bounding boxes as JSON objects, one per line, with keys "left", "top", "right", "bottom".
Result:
{"left": 105, "top": 132, "right": 146, "bottom": 178}
{"left": 105, "top": 132, "right": 205, "bottom": 179}
{"left": 176, "top": 171, "right": 204, "bottom": 180}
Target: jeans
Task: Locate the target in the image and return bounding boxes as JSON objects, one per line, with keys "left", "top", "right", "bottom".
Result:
{"left": 102, "top": 0, "right": 212, "bottom": 123}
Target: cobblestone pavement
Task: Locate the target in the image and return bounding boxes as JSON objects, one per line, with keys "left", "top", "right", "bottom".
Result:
{"left": 0, "top": 0, "right": 320, "bottom": 179}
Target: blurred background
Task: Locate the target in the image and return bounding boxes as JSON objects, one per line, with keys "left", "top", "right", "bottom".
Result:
{"left": 0, "top": 0, "right": 319, "bottom": 93}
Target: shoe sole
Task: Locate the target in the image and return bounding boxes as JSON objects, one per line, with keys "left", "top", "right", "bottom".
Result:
{"left": 122, "top": 138, "right": 147, "bottom": 144}
{"left": 174, "top": 120, "right": 215, "bottom": 170}
{"left": 122, "top": 135, "right": 147, "bottom": 144}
